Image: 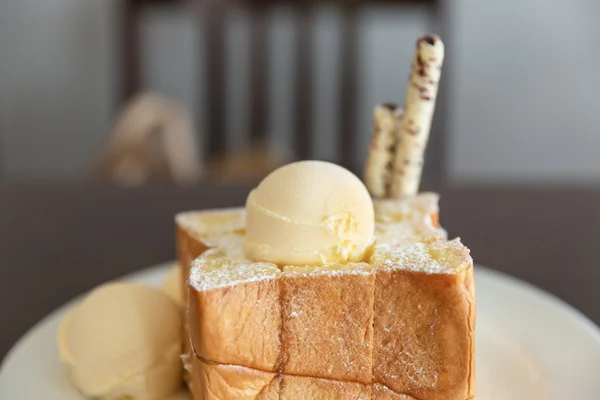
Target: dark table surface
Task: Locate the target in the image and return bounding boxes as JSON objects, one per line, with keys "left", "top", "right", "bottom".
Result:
{"left": 1, "top": 182, "right": 600, "bottom": 362}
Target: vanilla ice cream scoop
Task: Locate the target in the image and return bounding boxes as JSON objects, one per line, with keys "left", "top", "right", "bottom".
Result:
{"left": 57, "top": 282, "right": 182, "bottom": 400}
{"left": 244, "top": 160, "right": 375, "bottom": 266}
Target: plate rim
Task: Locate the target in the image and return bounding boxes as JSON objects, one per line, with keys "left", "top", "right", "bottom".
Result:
{"left": 0, "top": 261, "right": 174, "bottom": 372}
{"left": 475, "top": 266, "right": 600, "bottom": 341}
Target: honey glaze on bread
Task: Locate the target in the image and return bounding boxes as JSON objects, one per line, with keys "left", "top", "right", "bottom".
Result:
{"left": 176, "top": 193, "right": 475, "bottom": 399}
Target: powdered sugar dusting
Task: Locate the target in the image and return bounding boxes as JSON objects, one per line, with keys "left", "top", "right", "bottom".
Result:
{"left": 376, "top": 218, "right": 444, "bottom": 246}
{"left": 374, "top": 196, "right": 445, "bottom": 246}
{"left": 371, "top": 196, "right": 472, "bottom": 274}
{"left": 176, "top": 208, "right": 245, "bottom": 239}
{"left": 182, "top": 194, "right": 471, "bottom": 289}
{"left": 283, "top": 263, "right": 374, "bottom": 277}
{"left": 190, "top": 249, "right": 280, "bottom": 291}
{"left": 373, "top": 193, "right": 438, "bottom": 222}
{"left": 372, "top": 238, "right": 471, "bottom": 274}
{"left": 200, "top": 234, "right": 247, "bottom": 262}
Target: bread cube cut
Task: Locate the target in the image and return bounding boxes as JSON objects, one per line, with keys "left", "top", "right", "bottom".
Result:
{"left": 279, "top": 374, "right": 372, "bottom": 399}
{"left": 175, "top": 194, "right": 475, "bottom": 400}
{"left": 281, "top": 263, "right": 375, "bottom": 383}
{"left": 188, "top": 250, "right": 282, "bottom": 371}
{"left": 371, "top": 383, "right": 419, "bottom": 399}
{"left": 372, "top": 241, "right": 475, "bottom": 400}
{"left": 187, "top": 357, "right": 278, "bottom": 400}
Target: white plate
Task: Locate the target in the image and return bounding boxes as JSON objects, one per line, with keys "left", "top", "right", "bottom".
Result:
{"left": 1, "top": 264, "right": 599, "bottom": 400}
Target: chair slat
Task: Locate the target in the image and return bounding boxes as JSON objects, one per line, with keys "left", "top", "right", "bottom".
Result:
{"left": 293, "top": 4, "right": 313, "bottom": 160}
{"left": 0, "top": 119, "right": 4, "bottom": 183}
{"left": 121, "top": 0, "right": 443, "bottom": 183}
{"left": 121, "top": 0, "right": 143, "bottom": 102}
{"left": 202, "top": 2, "right": 228, "bottom": 157}
{"left": 338, "top": 3, "right": 359, "bottom": 170}
{"left": 249, "top": 3, "right": 269, "bottom": 144}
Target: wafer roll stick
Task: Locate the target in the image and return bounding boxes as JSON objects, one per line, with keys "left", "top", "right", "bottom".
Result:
{"left": 363, "top": 104, "right": 403, "bottom": 198}
{"left": 391, "top": 35, "right": 444, "bottom": 197}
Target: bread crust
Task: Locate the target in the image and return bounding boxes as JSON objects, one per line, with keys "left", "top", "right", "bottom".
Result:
{"left": 281, "top": 266, "right": 375, "bottom": 383}
{"left": 188, "top": 357, "right": 278, "bottom": 400}
{"left": 280, "top": 375, "right": 372, "bottom": 399}
{"left": 176, "top": 224, "right": 210, "bottom": 303}
{"left": 176, "top": 203, "right": 475, "bottom": 400}
{"left": 372, "top": 383, "right": 419, "bottom": 399}
{"left": 373, "top": 266, "right": 475, "bottom": 399}
{"left": 176, "top": 224, "right": 210, "bottom": 381}
{"left": 189, "top": 276, "right": 281, "bottom": 371}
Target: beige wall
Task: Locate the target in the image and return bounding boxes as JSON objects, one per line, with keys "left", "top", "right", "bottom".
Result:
{"left": 449, "top": 0, "right": 600, "bottom": 184}
{"left": 0, "top": 0, "right": 117, "bottom": 180}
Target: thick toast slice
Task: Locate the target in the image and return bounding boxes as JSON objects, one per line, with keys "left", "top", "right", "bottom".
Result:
{"left": 176, "top": 194, "right": 475, "bottom": 399}
{"left": 372, "top": 241, "right": 475, "bottom": 399}
{"left": 279, "top": 374, "right": 372, "bottom": 400}
{"left": 176, "top": 209, "right": 245, "bottom": 377}
{"left": 281, "top": 263, "right": 375, "bottom": 383}
{"left": 185, "top": 355, "right": 374, "bottom": 400}
{"left": 188, "top": 250, "right": 282, "bottom": 371}
{"left": 185, "top": 356, "right": 279, "bottom": 400}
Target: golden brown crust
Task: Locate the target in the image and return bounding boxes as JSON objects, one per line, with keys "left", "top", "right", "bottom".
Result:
{"left": 188, "top": 357, "right": 278, "bottom": 400}
{"left": 176, "top": 224, "right": 210, "bottom": 301}
{"left": 372, "top": 383, "right": 419, "bottom": 399}
{"left": 176, "top": 224, "right": 210, "bottom": 382}
{"left": 373, "top": 265, "right": 476, "bottom": 400}
{"left": 177, "top": 207, "right": 475, "bottom": 400}
{"left": 281, "top": 268, "right": 375, "bottom": 383}
{"left": 188, "top": 356, "right": 377, "bottom": 400}
{"left": 372, "top": 383, "right": 475, "bottom": 400}
{"left": 189, "top": 278, "right": 281, "bottom": 371}
{"left": 280, "top": 375, "right": 372, "bottom": 399}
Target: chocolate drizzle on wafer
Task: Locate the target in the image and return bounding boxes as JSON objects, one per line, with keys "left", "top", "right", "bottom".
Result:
{"left": 390, "top": 35, "right": 444, "bottom": 197}
{"left": 364, "top": 34, "right": 444, "bottom": 199}
{"left": 363, "top": 104, "right": 403, "bottom": 198}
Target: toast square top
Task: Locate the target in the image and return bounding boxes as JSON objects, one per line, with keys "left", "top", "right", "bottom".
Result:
{"left": 177, "top": 193, "right": 472, "bottom": 291}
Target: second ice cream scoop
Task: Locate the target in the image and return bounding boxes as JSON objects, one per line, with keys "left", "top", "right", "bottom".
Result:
{"left": 57, "top": 282, "right": 182, "bottom": 400}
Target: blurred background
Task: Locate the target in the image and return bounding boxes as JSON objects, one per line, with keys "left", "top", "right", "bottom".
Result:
{"left": 1, "top": 0, "right": 600, "bottom": 359}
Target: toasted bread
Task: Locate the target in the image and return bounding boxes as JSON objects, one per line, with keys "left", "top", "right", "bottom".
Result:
{"left": 186, "top": 355, "right": 374, "bottom": 400}
{"left": 281, "top": 263, "right": 375, "bottom": 383}
{"left": 372, "top": 241, "right": 475, "bottom": 399}
{"left": 186, "top": 356, "right": 278, "bottom": 400}
{"left": 280, "top": 374, "right": 372, "bottom": 399}
{"left": 176, "top": 209, "right": 245, "bottom": 378}
{"left": 372, "top": 383, "right": 418, "bottom": 399}
{"left": 188, "top": 250, "right": 281, "bottom": 371}
{"left": 175, "top": 194, "right": 475, "bottom": 399}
